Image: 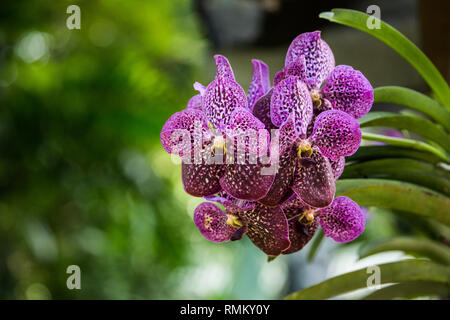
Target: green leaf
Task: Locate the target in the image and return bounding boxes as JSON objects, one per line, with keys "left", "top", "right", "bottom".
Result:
{"left": 347, "top": 145, "right": 442, "bottom": 164}
{"left": 307, "top": 229, "right": 324, "bottom": 262}
{"left": 319, "top": 9, "right": 450, "bottom": 108}
{"left": 341, "top": 158, "right": 450, "bottom": 196}
{"left": 359, "top": 237, "right": 450, "bottom": 266}
{"left": 359, "top": 112, "right": 450, "bottom": 152}
{"left": 285, "top": 260, "right": 450, "bottom": 300}
{"left": 362, "top": 132, "right": 449, "bottom": 163}
{"left": 363, "top": 281, "right": 450, "bottom": 300}
{"left": 374, "top": 87, "right": 450, "bottom": 131}
{"left": 336, "top": 179, "right": 450, "bottom": 226}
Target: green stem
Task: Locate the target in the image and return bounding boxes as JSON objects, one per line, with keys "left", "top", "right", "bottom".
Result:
{"left": 362, "top": 132, "right": 449, "bottom": 163}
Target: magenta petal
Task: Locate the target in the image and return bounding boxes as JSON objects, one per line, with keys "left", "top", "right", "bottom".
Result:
{"left": 243, "top": 204, "right": 290, "bottom": 256}
{"left": 292, "top": 147, "right": 335, "bottom": 208}
{"left": 186, "top": 94, "right": 203, "bottom": 111}
{"left": 194, "top": 202, "right": 236, "bottom": 242}
{"left": 182, "top": 163, "right": 224, "bottom": 197}
{"left": 227, "top": 107, "right": 265, "bottom": 132}
{"left": 317, "top": 196, "right": 365, "bottom": 243}
{"left": 220, "top": 163, "right": 274, "bottom": 201}
{"left": 252, "top": 89, "right": 277, "bottom": 130}
{"left": 311, "top": 110, "right": 362, "bottom": 161}
{"left": 330, "top": 157, "right": 345, "bottom": 180}
{"left": 274, "top": 56, "right": 308, "bottom": 85}
{"left": 270, "top": 76, "right": 313, "bottom": 137}
{"left": 321, "top": 65, "right": 374, "bottom": 119}
{"left": 203, "top": 76, "right": 248, "bottom": 130}
{"left": 248, "top": 59, "right": 271, "bottom": 111}
{"left": 258, "top": 116, "right": 298, "bottom": 206}
{"left": 283, "top": 219, "right": 318, "bottom": 254}
{"left": 285, "top": 31, "right": 335, "bottom": 88}
{"left": 194, "top": 82, "right": 206, "bottom": 96}
{"left": 160, "top": 109, "right": 208, "bottom": 155}
{"left": 214, "top": 55, "right": 236, "bottom": 80}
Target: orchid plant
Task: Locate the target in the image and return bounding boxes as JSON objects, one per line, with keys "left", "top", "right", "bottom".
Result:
{"left": 161, "top": 9, "right": 450, "bottom": 300}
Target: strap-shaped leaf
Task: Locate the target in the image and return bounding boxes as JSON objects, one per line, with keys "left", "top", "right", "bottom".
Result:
{"left": 319, "top": 9, "right": 450, "bottom": 108}
{"left": 363, "top": 281, "right": 450, "bottom": 300}
{"left": 374, "top": 87, "right": 450, "bottom": 131}
{"left": 362, "top": 132, "right": 449, "bottom": 163}
{"left": 348, "top": 145, "right": 442, "bottom": 164}
{"left": 359, "top": 237, "right": 450, "bottom": 266}
{"left": 336, "top": 179, "right": 450, "bottom": 226}
{"left": 359, "top": 112, "right": 450, "bottom": 152}
{"left": 341, "top": 158, "right": 450, "bottom": 196}
{"left": 285, "top": 260, "right": 450, "bottom": 300}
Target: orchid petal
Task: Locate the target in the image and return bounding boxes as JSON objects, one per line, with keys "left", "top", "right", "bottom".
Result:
{"left": 292, "top": 147, "right": 335, "bottom": 208}
{"left": 317, "top": 196, "right": 365, "bottom": 243}
{"left": 330, "top": 157, "right": 345, "bottom": 180}
{"left": 182, "top": 163, "right": 224, "bottom": 197}
{"left": 194, "top": 202, "right": 236, "bottom": 242}
{"left": 310, "top": 110, "right": 362, "bottom": 161}
{"left": 252, "top": 89, "right": 277, "bottom": 130}
{"left": 186, "top": 94, "right": 203, "bottom": 111}
{"left": 160, "top": 109, "right": 208, "bottom": 155}
{"left": 214, "top": 55, "right": 235, "bottom": 80}
{"left": 270, "top": 76, "right": 313, "bottom": 137}
{"left": 283, "top": 219, "right": 318, "bottom": 254}
{"left": 248, "top": 59, "right": 270, "bottom": 110}
{"left": 285, "top": 31, "right": 335, "bottom": 88}
{"left": 321, "top": 65, "right": 374, "bottom": 119}
{"left": 203, "top": 76, "right": 247, "bottom": 130}
{"left": 242, "top": 204, "right": 290, "bottom": 256}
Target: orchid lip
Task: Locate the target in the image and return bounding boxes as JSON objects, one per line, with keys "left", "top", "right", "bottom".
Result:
{"left": 297, "top": 139, "right": 313, "bottom": 158}
{"left": 226, "top": 214, "right": 243, "bottom": 228}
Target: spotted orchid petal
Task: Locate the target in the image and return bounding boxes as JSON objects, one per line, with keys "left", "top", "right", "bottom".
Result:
{"left": 292, "top": 146, "right": 335, "bottom": 208}
{"left": 203, "top": 76, "right": 248, "bottom": 130}
{"left": 274, "top": 56, "right": 308, "bottom": 87}
{"left": 182, "top": 163, "right": 224, "bottom": 197}
{"left": 220, "top": 162, "right": 274, "bottom": 201}
{"left": 321, "top": 65, "right": 374, "bottom": 119}
{"left": 330, "top": 157, "right": 345, "bottom": 180}
{"left": 310, "top": 110, "right": 362, "bottom": 161}
{"left": 160, "top": 109, "right": 208, "bottom": 155}
{"left": 194, "top": 202, "right": 236, "bottom": 242}
{"left": 285, "top": 31, "right": 335, "bottom": 88}
{"left": 317, "top": 196, "right": 365, "bottom": 243}
{"left": 194, "top": 82, "right": 206, "bottom": 96}
{"left": 227, "top": 107, "right": 265, "bottom": 132}
{"left": 252, "top": 89, "right": 277, "bottom": 130}
{"left": 225, "top": 202, "right": 290, "bottom": 256}
{"left": 186, "top": 94, "right": 203, "bottom": 111}
{"left": 214, "top": 55, "right": 235, "bottom": 80}
{"left": 258, "top": 114, "right": 298, "bottom": 207}
{"left": 248, "top": 59, "right": 271, "bottom": 111}
{"left": 284, "top": 219, "right": 318, "bottom": 254}
{"left": 270, "top": 76, "right": 313, "bottom": 137}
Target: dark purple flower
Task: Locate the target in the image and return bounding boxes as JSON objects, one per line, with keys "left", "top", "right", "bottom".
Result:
{"left": 247, "top": 59, "right": 271, "bottom": 111}
{"left": 317, "top": 196, "right": 366, "bottom": 243}
{"left": 161, "top": 55, "right": 275, "bottom": 200}
{"left": 193, "top": 200, "right": 290, "bottom": 256}
{"left": 277, "top": 31, "right": 373, "bottom": 121}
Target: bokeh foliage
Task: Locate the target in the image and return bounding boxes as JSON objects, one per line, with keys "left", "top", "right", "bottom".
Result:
{"left": 0, "top": 0, "right": 208, "bottom": 299}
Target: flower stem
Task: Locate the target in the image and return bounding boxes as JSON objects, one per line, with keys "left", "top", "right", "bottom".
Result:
{"left": 362, "top": 132, "right": 449, "bottom": 163}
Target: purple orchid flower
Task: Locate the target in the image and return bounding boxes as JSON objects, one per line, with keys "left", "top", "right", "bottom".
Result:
{"left": 274, "top": 31, "right": 374, "bottom": 122}
{"left": 193, "top": 198, "right": 290, "bottom": 256}
{"left": 162, "top": 31, "right": 372, "bottom": 256}
{"left": 258, "top": 109, "right": 361, "bottom": 208}
{"left": 161, "top": 55, "right": 275, "bottom": 201}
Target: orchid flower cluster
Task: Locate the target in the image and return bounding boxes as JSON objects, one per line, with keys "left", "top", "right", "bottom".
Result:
{"left": 160, "top": 31, "right": 374, "bottom": 257}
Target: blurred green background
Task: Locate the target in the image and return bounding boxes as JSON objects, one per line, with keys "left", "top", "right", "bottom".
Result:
{"left": 0, "top": 0, "right": 447, "bottom": 299}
